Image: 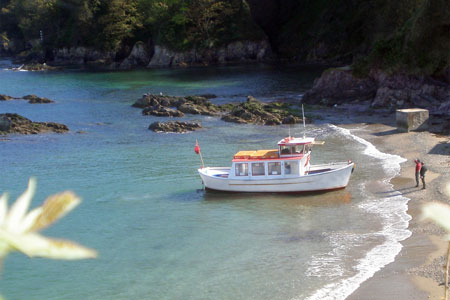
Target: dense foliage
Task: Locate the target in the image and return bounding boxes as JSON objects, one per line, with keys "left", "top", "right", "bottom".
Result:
{"left": 248, "top": 0, "right": 449, "bottom": 76}
{"left": 0, "top": 0, "right": 448, "bottom": 76}
{"left": 0, "top": 0, "right": 263, "bottom": 52}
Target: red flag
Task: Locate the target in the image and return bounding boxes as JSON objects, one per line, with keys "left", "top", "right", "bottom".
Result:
{"left": 194, "top": 140, "right": 200, "bottom": 154}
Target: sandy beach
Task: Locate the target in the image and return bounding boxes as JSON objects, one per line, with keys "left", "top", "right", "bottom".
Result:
{"left": 324, "top": 109, "right": 450, "bottom": 299}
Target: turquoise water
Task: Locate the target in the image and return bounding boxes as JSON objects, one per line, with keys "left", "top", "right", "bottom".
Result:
{"left": 0, "top": 61, "right": 410, "bottom": 300}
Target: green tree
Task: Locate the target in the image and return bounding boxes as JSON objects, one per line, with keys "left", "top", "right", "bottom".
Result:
{"left": 97, "top": 0, "right": 141, "bottom": 51}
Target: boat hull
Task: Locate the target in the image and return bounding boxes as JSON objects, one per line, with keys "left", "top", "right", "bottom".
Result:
{"left": 198, "top": 163, "right": 354, "bottom": 193}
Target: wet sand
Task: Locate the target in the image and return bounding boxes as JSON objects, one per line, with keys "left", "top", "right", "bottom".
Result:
{"left": 325, "top": 110, "right": 450, "bottom": 299}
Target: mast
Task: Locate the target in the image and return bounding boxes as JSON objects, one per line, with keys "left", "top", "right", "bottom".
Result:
{"left": 302, "top": 104, "right": 306, "bottom": 139}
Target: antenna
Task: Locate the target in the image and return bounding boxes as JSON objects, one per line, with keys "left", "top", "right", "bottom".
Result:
{"left": 302, "top": 104, "right": 306, "bottom": 139}
{"left": 288, "top": 125, "right": 291, "bottom": 138}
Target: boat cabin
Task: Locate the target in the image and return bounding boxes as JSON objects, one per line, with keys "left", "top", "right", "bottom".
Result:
{"left": 229, "top": 136, "right": 313, "bottom": 179}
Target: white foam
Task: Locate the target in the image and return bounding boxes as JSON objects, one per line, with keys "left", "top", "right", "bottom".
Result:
{"left": 299, "top": 125, "right": 411, "bottom": 300}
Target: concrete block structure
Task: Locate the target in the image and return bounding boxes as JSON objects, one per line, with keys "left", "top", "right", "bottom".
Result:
{"left": 396, "top": 108, "right": 429, "bottom": 132}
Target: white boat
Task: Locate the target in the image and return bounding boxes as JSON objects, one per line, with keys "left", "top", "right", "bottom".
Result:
{"left": 198, "top": 136, "right": 354, "bottom": 193}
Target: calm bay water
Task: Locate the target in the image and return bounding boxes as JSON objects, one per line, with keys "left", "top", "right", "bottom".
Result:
{"left": 0, "top": 60, "right": 410, "bottom": 300}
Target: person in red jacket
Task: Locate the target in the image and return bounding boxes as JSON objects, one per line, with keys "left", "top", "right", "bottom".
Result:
{"left": 414, "top": 159, "right": 422, "bottom": 187}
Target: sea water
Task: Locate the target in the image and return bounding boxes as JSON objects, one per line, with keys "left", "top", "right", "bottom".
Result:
{"left": 0, "top": 60, "right": 410, "bottom": 300}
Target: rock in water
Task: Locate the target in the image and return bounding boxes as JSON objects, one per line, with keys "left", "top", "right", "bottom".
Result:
{"left": 148, "top": 121, "right": 202, "bottom": 133}
{"left": 142, "top": 105, "right": 185, "bottom": 117}
{"left": 0, "top": 115, "right": 12, "bottom": 131}
{"left": 132, "top": 94, "right": 219, "bottom": 116}
{"left": 0, "top": 113, "right": 69, "bottom": 135}
{"left": 221, "top": 96, "right": 306, "bottom": 125}
{"left": 0, "top": 94, "right": 14, "bottom": 101}
{"left": 23, "top": 94, "right": 54, "bottom": 104}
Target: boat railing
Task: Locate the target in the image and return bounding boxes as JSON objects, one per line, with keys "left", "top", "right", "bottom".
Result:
{"left": 310, "top": 161, "right": 352, "bottom": 168}
{"left": 207, "top": 167, "right": 231, "bottom": 170}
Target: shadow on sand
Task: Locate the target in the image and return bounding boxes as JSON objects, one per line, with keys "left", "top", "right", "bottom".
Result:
{"left": 428, "top": 141, "right": 450, "bottom": 156}
{"left": 372, "top": 129, "right": 401, "bottom": 136}
{"left": 375, "top": 185, "right": 422, "bottom": 197}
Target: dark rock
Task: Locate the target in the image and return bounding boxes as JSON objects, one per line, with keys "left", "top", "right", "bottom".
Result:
{"left": 221, "top": 115, "right": 248, "bottom": 124}
{"left": 222, "top": 95, "right": 304, "bottom": 125}
{"left": 282, "top": 115, "right": 302, "bottom": 124}
{"left": 142, "top": 105, "right": 185, "bottom": 117}
{"left": 302, "top": 68, "right": 377, "bottom": 106}
{"left": 197, "top": 94, "right": 217, "bottom": 99}
{"left": 370, "top": 72, "right": 449, "bottom": 109}
{"left": 0, "top": 113, "right": 69, "bottom": 135}
{"left": 120, "top": 42, "right": 150, "bottom": 69}
{"left": 21, "top": 63, "right": 58, "bottom": 71}
{"left": 246, "top": 95, "right": 261, "bottom": 103}
{"left": 303, "top": 68, "right": 449, "bottom": 111}
{"left": 264, "top": 117, "right": 282, "bottom": 125}
{"left": 132, "top": 94, "right": 181, "bottom": 108}
{"left": 133, "top": 94, "right": 220, "bottom": 116}
{"left": 178, "top": 103, "right": 219, "bottom": 116}
{"left": 178, "top": 103, "right": 202, "bottom": 115}
{"left": 0, "top": 94, "right": 13, "bottom": 101}
{"left": 148, "top": 41, "right": 270, "bottom": 67}
{"left": 52, "top": 47, "right": 115, "bottom": 65}
{"left": 149, "top": 121, "right": 202, "bottom": 133}
{"left": 0, "top": 115, "right": 12, "bottom": 131}
{"left": 23, "top": 94, "right": 54, "bottom": 104}
{"left": 439, "top": 100, "right": 450, "bottom": 113}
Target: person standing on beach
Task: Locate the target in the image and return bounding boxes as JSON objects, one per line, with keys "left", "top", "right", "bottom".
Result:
{"left": 414, "top": 159, "right": 422, "bottom": 187}
{"left": 420, "top": 162, "right": 427, "bottom": 189}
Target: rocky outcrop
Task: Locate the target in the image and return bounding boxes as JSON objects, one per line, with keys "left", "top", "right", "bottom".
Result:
{"left": 148, "top": 41, "right": 271, "bottom": 67}
{"left": 149, "top": 121, "right": 202, "bottom": 133}
{"left": 133, "top": 94, "right": 220, "bottom": 116}
{"left": 303, "top": 68, "right": 450, "bottom": 112}
{"left": 8, "top": 63, "right": 60, "bottom": 71}
{"left": 439, "top": 100, "right": 450, "bottom": 113}
{"left": 370, "top": 71, "right": 449, "bottom": 109}
{"left": 23, "top": 94, "right": 54, "bottom": 104}
{"left": 0, "top": 94, "right": 13, "bottom": 101}
{"left": 302, "top": 68, "right": 377, "bottom": 106}
{"left": 221, "top": 96, "right": 307, "bottom": 125}
{"left": 28, "top": 40, "right": 270, "bottom": 69}
{"left": 0, "top": 94, "right": 55, "bottom": 103}
{"left": 52, "top": 47, "right": 115, "bottom": 65}
{"left": 119, "top": 42, "right": 151, "bottom": 69}
{"left": 142, "top": 105, "right": 185, "bottom": 117}
{"left": 134, "top": 93, "right": 309, "bottom": 126}
{"left": 0, "top": 113, "right": 69, "bottom": 135}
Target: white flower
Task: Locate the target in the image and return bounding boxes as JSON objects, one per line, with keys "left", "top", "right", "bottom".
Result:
{"left": 422, "top": 201, "right": 450, "bottom": 238}
{"left": 0, "top": 178, "right": 97, "bottom": 260}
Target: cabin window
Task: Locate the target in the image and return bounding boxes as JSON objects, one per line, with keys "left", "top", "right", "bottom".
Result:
{"left": 251, "top": 163, "right": 265, "bottom": 176}
{"left": 280, "top": 145, "right": 291, "bottom": 154}
{"left": 285, "top": 161, "right": 299, "bottom": 175}
{"left": 268, "top": 162, "right": 281, "bottom": 175}
{"left": 294, "top": 145, "right": 304, "bottom": 154}
{"left": 304, "top": 145, "right": 310, "bottom": 153}
{"left": 235, "top": 163, "right": 248, "bottom": 176}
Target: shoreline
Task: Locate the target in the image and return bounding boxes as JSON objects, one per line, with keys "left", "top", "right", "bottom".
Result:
{"left": 330, "top": 111, "right": 450, "bottom": 299}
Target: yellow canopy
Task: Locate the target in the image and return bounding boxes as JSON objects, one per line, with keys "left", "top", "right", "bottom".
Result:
{"left": 233, "top": 149, "right": 279, "bottom": 159}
